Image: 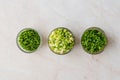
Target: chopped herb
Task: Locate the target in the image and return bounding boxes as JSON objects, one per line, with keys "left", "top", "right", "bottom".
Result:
{"left": 81, "top": 27, "right": 107, "bottom": 54}
{"left": 17, "top": 28, "right": 41, "bottom": 53}
{"left": 48, "top": 27, "right": 75, "bottom": 55}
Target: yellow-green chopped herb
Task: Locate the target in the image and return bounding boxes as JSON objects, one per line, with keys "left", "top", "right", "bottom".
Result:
{"left": 81, "top": 27, "right": 107, "bottom": 54}
{"left": 48, "top": 27, "right": 75, "bottom": 55}
{"left": 17, "top": 28, "right": 41, "bottom": 53}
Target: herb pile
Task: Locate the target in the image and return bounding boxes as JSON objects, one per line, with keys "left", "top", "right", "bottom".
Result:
{"left": 81, "top": 27, "right": 107, "bottom": 54}
{"left": 17, "top": 28, "right": 40, "bottom": 53}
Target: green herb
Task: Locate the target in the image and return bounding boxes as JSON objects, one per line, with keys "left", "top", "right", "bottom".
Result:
{"left": 17, "top": 28, "right": 41, "bottom": 53}
{"left": 81, "top": 27, "right": 107, "bottom": 54}
{"left": 48, "top": 27, "right": 75, "bottom": 55}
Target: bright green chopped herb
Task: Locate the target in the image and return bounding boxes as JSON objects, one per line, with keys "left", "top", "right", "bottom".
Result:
{"left": 81, "top": 27, "right": 107, "bottom": 54}
{"left": 17, "top": 28, "right": 41, "bottom": 53}
{"left": 48, "top": 27, "right": 75, "bottom": 55}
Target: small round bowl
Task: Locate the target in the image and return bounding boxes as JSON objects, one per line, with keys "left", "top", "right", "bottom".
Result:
{"left": 48, "top": 27, "right": 75, "bottom": 55}
{"left": 17, "top": 28, "right": 41, "bottom": 53}
{"left": 81, "top": 27, "right": 108, "bottom": 55}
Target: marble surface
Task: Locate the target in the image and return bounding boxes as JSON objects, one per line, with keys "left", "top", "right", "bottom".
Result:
{"left": 0, "top": 0, "right": 120, "bottom": 80}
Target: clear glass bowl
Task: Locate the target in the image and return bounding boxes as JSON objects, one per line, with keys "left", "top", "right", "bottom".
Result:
{"left": 81, "top": 27, "right": 108, "bottom": 55}
{"left": 48, "top": 27, "right": 75, "bottom": 55}
{"left": 17, "top": 28, "right": 41, "bottom": 53}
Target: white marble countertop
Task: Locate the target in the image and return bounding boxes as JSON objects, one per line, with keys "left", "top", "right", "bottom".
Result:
{"left": 0, "top": 0, "right": 120, "bottom": 80}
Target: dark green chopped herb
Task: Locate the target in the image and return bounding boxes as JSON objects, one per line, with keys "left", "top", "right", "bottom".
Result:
{"left": 81, "top": 27, "right": 107, "bottom": 54}
{"left": 17, "top": 28, "right": 40, "bottom": 53}
{"left": 48, "top": 27, "right": 75, "bottom": 55}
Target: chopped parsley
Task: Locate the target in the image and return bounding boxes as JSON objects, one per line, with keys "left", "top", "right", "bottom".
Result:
{"left": 81, "top": 27, "right": 107, "bottom": 54}
{"left": 17, "top": 28, "right": 41, "bottom": 53}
